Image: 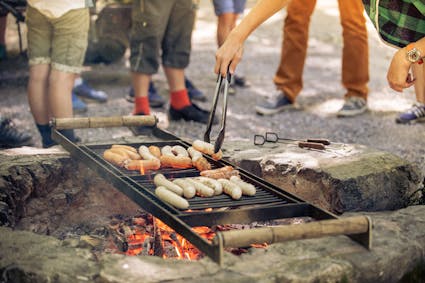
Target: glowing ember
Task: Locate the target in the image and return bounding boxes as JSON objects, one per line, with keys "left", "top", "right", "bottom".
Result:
{"left": 106, "top": 212, "right": 272, "bottom": 260}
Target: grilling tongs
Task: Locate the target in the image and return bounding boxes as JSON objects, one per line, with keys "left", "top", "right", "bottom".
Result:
{"left": 204, "top": 72, "right": 231, "bottom": 154}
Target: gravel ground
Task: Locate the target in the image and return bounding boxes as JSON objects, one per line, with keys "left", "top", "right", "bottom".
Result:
{"left": 1, "top": 1, "right": 425, "bottom": 176}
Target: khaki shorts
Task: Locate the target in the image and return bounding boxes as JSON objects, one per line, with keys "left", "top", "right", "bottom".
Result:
{"left": 129, "top": 0, "right": 196, "bottom": 74}
{"left": 26, "top": 5, "right": 90, "bottom": 74}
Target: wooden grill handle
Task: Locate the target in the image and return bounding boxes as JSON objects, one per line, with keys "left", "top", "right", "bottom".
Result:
{"left": 50, "top": 115, "right": 157, "bottom": 129}
{"left": 213, "top": 215, "right": 371, "bottom": 249}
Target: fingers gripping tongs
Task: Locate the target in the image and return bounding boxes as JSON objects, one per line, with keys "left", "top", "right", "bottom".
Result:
{"left": 204, "top": 72, "right": 231, "bottom": 153}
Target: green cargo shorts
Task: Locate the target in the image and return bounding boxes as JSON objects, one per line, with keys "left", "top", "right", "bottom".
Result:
{"left": 26, "top": 5, "right": 90, "bottom": 74}
{"left": 129, "top": 0, "right": 196, "bottom": 74}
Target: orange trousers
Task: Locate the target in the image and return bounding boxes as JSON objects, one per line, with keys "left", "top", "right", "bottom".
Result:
{"left": 273, "top": 0, "right": 369, "bottom": 102}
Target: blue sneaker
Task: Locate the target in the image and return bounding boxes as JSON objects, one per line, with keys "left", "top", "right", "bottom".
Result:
{"left": 72, "top": 92, "right": 88, "bottom": 113}
{"left": 395, "top": 103, "right": 425, "bottom": 124}
{"left": 255, "top": 93, "right": 295, "bottom": 115}
{"left": 73, "top": 80, "right": 108, "bottom": 103}
{"left": 126, "top": 81, "right": 165, "bottom": 108}
{"left": 185, "top": 77, "right": 207, "bottom": 102}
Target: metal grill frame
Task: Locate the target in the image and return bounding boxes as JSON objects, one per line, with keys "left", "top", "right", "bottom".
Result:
{"left": 52, "top": 127, "right": 371, "bottom": 265}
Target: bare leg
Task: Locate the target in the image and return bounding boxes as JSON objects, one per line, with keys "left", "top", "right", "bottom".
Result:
{"left": 0, "top": 15, "right": 6, "bottom": 46}
{"left": 217, "top": 13, "right": 238, "bottom": 47}
{"left": 131, "top": 72, "right": 151, "bottom": 98}
{"left": 163, "top": 67, "right": 185, "bottom": 92}
{"left": 412, "top": 64, "right": 425, "bottom": 104}
{"left": 48, "top": 69, "right": 76, "bottom": 119}
{"left": 27, "top": 64, "right": 50, "bottom": 124}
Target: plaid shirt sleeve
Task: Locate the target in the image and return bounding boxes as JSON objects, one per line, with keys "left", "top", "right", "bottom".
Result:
{"left": 363, "top": 0, "right": 425, "bottom": 48}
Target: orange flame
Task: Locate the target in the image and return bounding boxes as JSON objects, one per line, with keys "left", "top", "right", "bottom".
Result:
{"left": 140, "top": 162, "right": 145, "bottom": 175}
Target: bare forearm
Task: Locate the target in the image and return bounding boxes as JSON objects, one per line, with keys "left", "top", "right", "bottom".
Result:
{"left": 214, "top": 0, "right": 290, "bottom": 76}
{"left": 230, "top": 0, "right": 290, "bottom": 44}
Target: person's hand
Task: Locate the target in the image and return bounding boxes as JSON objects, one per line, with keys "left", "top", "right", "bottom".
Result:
{"left": 387, "top": 48, "right": 416, "bottom": 92}
{"left": 214, "top": 34, "right": 244, "bottom": 77}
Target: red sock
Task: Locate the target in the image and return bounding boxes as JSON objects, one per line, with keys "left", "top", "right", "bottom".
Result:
{"left": 170, "top": 89, "right": 191, "bottom": 110}
{"left": 133, "top": 96, "right": 150, "bottom": 115}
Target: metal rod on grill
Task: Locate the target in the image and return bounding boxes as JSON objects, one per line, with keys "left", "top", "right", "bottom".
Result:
{"left": 50, "top": 115, "right": 157, "bottom": 130}
{"left": 213, "top": 215, "right": 371, "bottom": 249}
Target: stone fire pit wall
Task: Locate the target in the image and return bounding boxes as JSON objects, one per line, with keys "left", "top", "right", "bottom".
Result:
{"left": 223, "top": 140, "right": 423, "bottom": 213}
{"left": 0, "top": 140, "right": 424, "bottom": 283}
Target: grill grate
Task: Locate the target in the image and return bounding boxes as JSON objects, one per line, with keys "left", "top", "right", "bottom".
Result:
{"left": 84, "top": 141, "right": 292, "bottom": 211}
{"left": 52, "top": 125, "right": 371, "bottom": 266}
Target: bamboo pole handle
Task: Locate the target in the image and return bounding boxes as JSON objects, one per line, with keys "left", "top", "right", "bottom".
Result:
{"left": 50, "top": 115, "right": 157, "bottom": 129}
{"left": 214, "top": 216, "right": 371, "bottom": 248}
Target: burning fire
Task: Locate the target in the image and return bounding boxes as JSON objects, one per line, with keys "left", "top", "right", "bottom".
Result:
{"left": 106, "top": 212, "right": 268, "bottom": 260}
{"left": 107, "top": 213, "right": 214, "bottom": 260}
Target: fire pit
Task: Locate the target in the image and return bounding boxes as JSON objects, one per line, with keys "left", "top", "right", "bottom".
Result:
{"left": 45, "top": 116, "right": 372, "bottom": 265}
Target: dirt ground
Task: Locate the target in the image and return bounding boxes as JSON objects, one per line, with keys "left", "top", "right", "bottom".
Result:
{"left": 1, "top": 1, "right": 425, "bottom": 176}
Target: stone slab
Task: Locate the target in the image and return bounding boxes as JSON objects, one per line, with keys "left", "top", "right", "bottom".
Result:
{"left": 222, "top": 140, "right": 423, "bottom": 213}
{"left": 0, "top": 205, "right": 424, "bottom": 283}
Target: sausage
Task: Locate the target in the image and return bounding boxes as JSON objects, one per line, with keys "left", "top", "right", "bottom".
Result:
{"left": 109, "top": 147, "right": 132, "bottom": 159}
{"left": 159, "top": 155, "right": 193, "bottom": 169}
{"left": 196, "top": 176, "right": 223, "bottom": 195}
{"left": 172, "top": 145, "right": 189, "bottom": 157}
{"left": 184, "top": 178, "right": 215, "bottom": 197}
{"left": 155, "top": 186, "right": 189, "bottom": 210}
{"left": 187, "top": 146, "right": 202, "bottom": 160}
{"left": 111, "top": 144, "right": 138, "bottom": 153}
{"left": 103, "top": 149, "right": 130, "bottom": 167}
{"left": 230, "top": 176, "right": 256, "bottom": 196}
{"left": 124, "top": 159, "right": 161, "bottom": 172}
{"left": 138, "top": 145, "right": 160, "bottom": 161}
{"left": 153, "top": 174, "right": 184, "bottom": 196}
{"left": 148, "top": 145, "right": 161, "bottom": 159}
{"left": 192, "top": 140, "right": 223, "bottom": 160}
{"left": 187, "top": 147, "right": 211, "bottom": 171}
{"left": 218, "top": 179, "right": 242, "bottom": 200}
{"left": 200, "top": 166, "right": 240, "bottom": 179}
{"left": 173, "top": 178, "right": 196, "bottom": 199}
{"left": 193, "top": 158, "right": 212, "bottom": 172}
{"left": 111, "top": 145, "right": 141, "bottom": 160}
{"left": 161, "top": 145, "right": 175, "bottom": 156}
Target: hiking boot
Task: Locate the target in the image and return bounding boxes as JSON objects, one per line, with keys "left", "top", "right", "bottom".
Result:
{"left": 126, "top": 82, "right": 165, "bottom": 108}
{"left": 0, "top": 117, "right": 33, "bottom": 148}
{"left": 337, "top": 96, "right": 367, "bottom": 117}
{"left": 169, "top": 103, "right": 213, "bottom": 124}
{"left": 185, "top": 77, "right": 207, "bottom": 102}
{"left": 395, "top": 103, "right": 425, "bottom": 124}
{"left": 73, "top": 80, "right": 108, "bottom": 103}
{"left": 255, "top": 94, "right": 295, "bottom": 115}
{"left": 72, "top": 92, "right": 88, "bottom": 113}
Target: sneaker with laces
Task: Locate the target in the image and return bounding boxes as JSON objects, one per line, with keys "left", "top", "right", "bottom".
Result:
{"left": 73, "top": 80, "right": 108, "bottom": 103}
{"left": 255, "top": 94, "right": 295, "bottom": 115}
{"left": 337, "top": 96, "right": 367, "bottom": 117}
{"left": 0, "top": 117, "right": 33, "bottom": 148}
{"left": 395, "top": 103, "right": 425, "bottom": 124}
{"left": 185, "top": 77, "right": 207, "bottom": 102}
{"left": 169, "top": 103, "right": 213, "bottom": 124}
{"left": 126, "top": 82, "right": 165, "bottom": 108}
{"left": 72, "top": 92, "right": 88, "bottom": 113}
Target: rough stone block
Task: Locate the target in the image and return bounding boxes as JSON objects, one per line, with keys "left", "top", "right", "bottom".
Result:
{"left": 223, "top": 141, "right": 422, "bottom": 213}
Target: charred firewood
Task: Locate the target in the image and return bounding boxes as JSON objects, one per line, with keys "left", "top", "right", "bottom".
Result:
{"left": 152, "top": 219, "right": 164, "bottom": 257}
